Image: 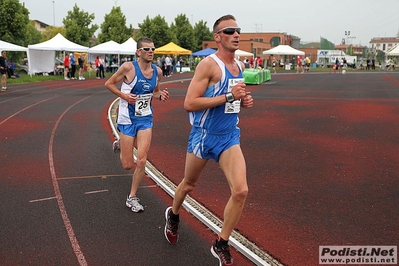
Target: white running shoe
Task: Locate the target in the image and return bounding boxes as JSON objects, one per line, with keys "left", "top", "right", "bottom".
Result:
{"left": 126, "top": 195, "right": 144, "bottom": 212}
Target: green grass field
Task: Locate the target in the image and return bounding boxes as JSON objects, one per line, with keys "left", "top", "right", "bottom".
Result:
{"left": 6, "top": 70, "right": 111, "bottom": 85}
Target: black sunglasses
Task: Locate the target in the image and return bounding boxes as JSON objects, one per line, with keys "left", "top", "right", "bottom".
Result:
{"left": 139, "top": 47, "right": 156, "bottom": 52}
{"left": 216, "top": 27, "right": 241, "bottom": 35}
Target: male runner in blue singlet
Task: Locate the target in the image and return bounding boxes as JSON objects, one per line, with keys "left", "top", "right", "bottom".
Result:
{"left": 164, "top": 15, "right": 254, "bottom": 266}
{"left": 105, "top": 37, "right": 169, "bottom": 212}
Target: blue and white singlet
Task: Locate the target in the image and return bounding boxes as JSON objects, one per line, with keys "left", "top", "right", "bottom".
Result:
{"left": 117, "top": 61, "right": 158, "bottom": 125}
{"left": 188, "top": 54, "right": 244, "bottom": 134}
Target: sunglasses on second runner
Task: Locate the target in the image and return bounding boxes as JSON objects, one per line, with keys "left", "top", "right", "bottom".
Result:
{"left": 139, "top": 47, "right": 156, "bottom": 52}
{"left": 216, "top": 27, "right": 241, "bottom": 35}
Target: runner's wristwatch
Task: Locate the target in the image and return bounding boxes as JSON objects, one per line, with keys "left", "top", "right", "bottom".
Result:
{"left": 225, "top": 92, "right": 235, "bottom": 103}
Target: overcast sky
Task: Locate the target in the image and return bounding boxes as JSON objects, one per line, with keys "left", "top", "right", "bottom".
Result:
{"left": 23, "top": 0, "right": 399, "bottom": 46}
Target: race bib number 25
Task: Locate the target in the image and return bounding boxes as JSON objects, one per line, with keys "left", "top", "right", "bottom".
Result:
{"left": 135, "top": 93, "right": 153, "bottom": 116}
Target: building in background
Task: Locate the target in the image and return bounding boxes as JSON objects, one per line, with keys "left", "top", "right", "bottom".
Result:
{"left": 202, "top": 32, "right": 299, "bottom": 58}
{"left": 334, "top": 44, "right": 366, "bottom": 58}
{"left": 32, "top": 20, "right": 49, "bottom": 32}
{"left": 202, "top": 32, "right": 300, "bottom": 67}
{"left": 370, "top": 37, "right": 399, "bottom": 54}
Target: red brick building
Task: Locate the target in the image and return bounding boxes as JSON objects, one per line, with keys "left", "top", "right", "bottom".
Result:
{"left": 202, "top": 32, "right": 299, "bottom": 55}
{"left": 202, "top": 32, "right": 301, "bottom": 66}
{"left": 335, "top": 44, "right": 366, "bottom": 57}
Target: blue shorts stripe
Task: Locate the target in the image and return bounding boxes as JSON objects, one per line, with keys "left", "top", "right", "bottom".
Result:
{"left": 117, "top": 122, "right": 152, "bottom": 137}
{"left": 187, "top": 127, "right": 240, "bottom": 162}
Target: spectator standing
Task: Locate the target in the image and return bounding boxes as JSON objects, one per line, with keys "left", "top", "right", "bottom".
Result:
{"left": 156, "top": 57, "right": 162, "bottom": 69}
{"left": 179, "top": 56, "right": 184, "bottom": 73}
{"left": 387, "top": 58, "right": 393, "bottom": 71}
{"left": 258, "top": 57, "right": 263, "bottom": 69}
{"left": 366, "top": 58, "right": 371, "bottom": 70}
{"left": 334, "top": 57, "right": 339, "bottom": 73}
{"left": 272, "top": 57, "right": 277, "bottom": 73}
{"left": 302, "top": 57, "right": 307, "bottom": 72}
{"left": 243, "top": 57, "right": 250, "bottom": 68}
{"left": 0, "top": 51, "right": 8, "bottom": 91}
{"left": 95, "top": 56, "right": 100, "bottom": 79}
{"left": 279, "top": 58, "right": 284, "bottom": 70}
{"left": 249, "top": 56, "right": 254, "bottom": 68}
{"left": 306, "top": 56, "right": 311, "bottom": 72}
{"left": 161, "top": 55, "right": 167, "bottom": 77}
{"left": 185, "top": 57, "right": 189, "bottom": 69}
{"left": 172, "top": 55, "right": 177, "bottom": 74}
{"left": 64, "top": 53, "right": 70, "bottom": 80}
{"left": 78, "top": 54, "right": 85, "bottom": 80}
{"left": 70, "top": 53, "right": 77, "bottom": 79}
{"left": 342, "top": 58, "right": 347, "bottom": 69}
{"left": 194, "top": 56, "right": 201, "bottom": 68}
{"left": 99, "top": 55, "right": 105, "bottom": 78}
{"left": 297, "top": 56, "right": 304, "bottom": 73}
{"left": 165, "top": 55, "right": 172, "bottom": 77}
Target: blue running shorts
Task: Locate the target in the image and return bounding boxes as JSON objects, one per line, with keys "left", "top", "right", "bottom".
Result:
{"left": 187, "top": 127, "right": 240, "bottom": 162}
{"left": 117, "top": 122, "right": 153, "bottom": 137}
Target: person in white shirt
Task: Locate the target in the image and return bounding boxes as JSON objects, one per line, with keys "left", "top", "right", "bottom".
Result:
{"left": 164, "top": 55, "right": 172, "bottom": 77}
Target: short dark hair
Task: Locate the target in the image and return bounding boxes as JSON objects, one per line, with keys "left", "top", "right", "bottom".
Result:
{"left": 213, "top": 14, "right": 236, "bottom": 33}
{"left": 137, "top": 37, "right": 153, "bottom": 49}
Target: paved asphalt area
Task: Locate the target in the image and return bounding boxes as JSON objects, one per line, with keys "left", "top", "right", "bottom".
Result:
{"left": 1, "top": 70, "right": 398, "bottom": 266}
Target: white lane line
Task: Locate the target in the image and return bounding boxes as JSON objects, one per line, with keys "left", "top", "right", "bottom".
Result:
{"left": 84, "top": 189, "right": 108, "bottom": 195}
{"left": 0, "top": 95, "right": 59, "bottom": 126}
{"left": 49, "top": 96, "right": 92, "bottom": 266}
{"left": 29, "top": 196, "right": 57, "bottom": 203}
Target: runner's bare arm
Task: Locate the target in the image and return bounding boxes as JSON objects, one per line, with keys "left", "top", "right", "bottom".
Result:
{"left": 105, "top": 62, "right": 135, "bottom": 101}
{"left": 184, "top": 58, "right": 226, "bottom": 112}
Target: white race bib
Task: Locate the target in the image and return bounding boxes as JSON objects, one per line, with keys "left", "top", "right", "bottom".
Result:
{"left": 224, "top": 78, "right": 244, "bottom": 114}
{"left": 135, "top": 93, "right": 153, "bottom": 116}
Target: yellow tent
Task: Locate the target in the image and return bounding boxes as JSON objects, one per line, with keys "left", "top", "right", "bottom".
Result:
{"left": 154, "top": 42, "right": 192, "bottom": 55}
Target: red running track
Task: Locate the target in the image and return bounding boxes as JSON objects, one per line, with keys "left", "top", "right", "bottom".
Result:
{"left": 1, "top": 72, "right": 398, "bottom": 266}
{"left": 148, "top": 72, "right": 399, "bottom": 266}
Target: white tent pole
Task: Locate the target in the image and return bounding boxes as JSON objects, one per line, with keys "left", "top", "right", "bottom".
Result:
{"left": 63, "top": 50, "right": 65, "bottom": 78}
{"left": 28, "top": 49, "right": 32, "bottom": 77}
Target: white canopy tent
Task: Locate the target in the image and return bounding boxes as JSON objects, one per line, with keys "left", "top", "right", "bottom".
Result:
{"left": 235, "top": 49, "right": 254, "bottom": 58}
{"left": 88, "top": 38, "right": 137, "bottom": 57}
{"left": 88, "top": 40, "right": 122, "bottom": 70}
{"left": 88, "top": 38, "right": 137, "bottom": 71}
{"left": 88, "top": 40, "right": 122, "bottom": 54}
{"left": 119, "top": 37, "right": 137, "bottom": 54}
{"left": 262, "top": 45, "right": 305, "bottom": 56}
{"left": 27, "top": 33, "right": 89, "bottom": 74}
{"left": 0, "top": 40, "right": 28, "bottom": 52}
{"left": 387, "top": 44, "right": 399, "bottom": 56}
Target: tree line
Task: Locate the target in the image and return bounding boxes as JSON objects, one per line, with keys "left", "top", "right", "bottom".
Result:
{"left": 0, "top": 0, "right": 214, "bottom": 62}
